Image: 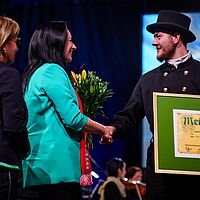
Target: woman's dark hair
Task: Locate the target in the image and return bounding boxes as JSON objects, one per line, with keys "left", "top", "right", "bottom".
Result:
{"left": 23, "top": 21, "right": 68, "bottom": 91}
{"left": 106, "top": 157, "right": 125, "bottom": 177}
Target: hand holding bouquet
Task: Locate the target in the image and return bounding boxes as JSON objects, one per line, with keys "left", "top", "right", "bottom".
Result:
{"left": 70, "top": 69, "right": 114, "bottom": 148}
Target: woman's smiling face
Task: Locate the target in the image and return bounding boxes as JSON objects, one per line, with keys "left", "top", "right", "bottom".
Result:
{"left": 65, "top": 30, "right": 77, "bottom": 63}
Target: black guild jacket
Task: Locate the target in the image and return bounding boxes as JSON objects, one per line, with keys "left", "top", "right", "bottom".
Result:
{"left": 113, "top": 56, "right": 200, "bottom": 140}
{"left": 0, "top": 62, "right": 30, "bottom": 169}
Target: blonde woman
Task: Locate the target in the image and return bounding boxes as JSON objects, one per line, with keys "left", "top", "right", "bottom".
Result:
{"left": 0, "top": 16, "right": 30, "bottom": 200}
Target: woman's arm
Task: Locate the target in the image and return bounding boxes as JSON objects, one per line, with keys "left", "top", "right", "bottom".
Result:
{"left": 82, "top": 118, "right": 113, "bottom": 143}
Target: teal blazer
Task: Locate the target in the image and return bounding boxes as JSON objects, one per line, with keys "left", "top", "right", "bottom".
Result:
{"left": 22, "top": 63, "right": 88, "bottom": 187}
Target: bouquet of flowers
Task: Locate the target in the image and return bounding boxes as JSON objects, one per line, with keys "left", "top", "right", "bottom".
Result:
{"left": 70, "top": 69, "right": 114, "bottom": 148}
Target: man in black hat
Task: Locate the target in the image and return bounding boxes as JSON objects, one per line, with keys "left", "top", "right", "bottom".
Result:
{"left": 106, "top": 10, "right": 200, "bottom": 200}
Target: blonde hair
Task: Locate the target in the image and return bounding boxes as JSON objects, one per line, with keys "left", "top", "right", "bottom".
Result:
{"left": 0, "top": 16, "right": 20, "bottom": 49}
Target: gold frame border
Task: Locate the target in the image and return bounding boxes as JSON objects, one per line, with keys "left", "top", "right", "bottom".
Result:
{"left": 153, "top": 92, "right": 200, "bottom": 175}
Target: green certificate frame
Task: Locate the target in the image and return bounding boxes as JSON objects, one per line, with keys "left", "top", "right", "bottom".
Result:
{"left": 153, "top": 92, "right": 200, "bottom": 175}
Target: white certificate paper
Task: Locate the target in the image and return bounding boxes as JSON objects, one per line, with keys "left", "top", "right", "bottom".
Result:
{"left": 173, "top": 109, "right": 200, "bottom": 158}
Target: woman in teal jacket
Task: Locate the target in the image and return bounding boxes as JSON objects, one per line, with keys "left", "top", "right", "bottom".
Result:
{"left": 22, "top": 21, "right": 112, "bottom": 200}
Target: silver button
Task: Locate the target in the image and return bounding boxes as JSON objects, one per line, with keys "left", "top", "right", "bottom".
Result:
{"left": 163, "top": 72, "right": 168, "bottom": 77}
{"left": 163, "top": 87, "right": 168, "bottom": 92}
{"left": 182, "top": 86, "right": 187, "bottom": 92}
{"left": 184, "top": 70, "right": 189, "bottom": 76}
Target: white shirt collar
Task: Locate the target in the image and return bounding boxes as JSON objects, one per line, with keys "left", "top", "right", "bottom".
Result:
{"left": 167, "top": 51, "right": 192, "bottom": 68}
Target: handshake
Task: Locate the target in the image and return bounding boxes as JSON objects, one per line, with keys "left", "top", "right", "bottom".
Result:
{"left": 100, "top": 126, "right": 116, "bottom": 144}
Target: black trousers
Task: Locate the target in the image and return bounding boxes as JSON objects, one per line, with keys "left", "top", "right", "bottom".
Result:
{"left": 21, "top": 182, "right": 82, "bottom": 200}
{"left": 0, "top": 169, "right": 19, "bottom": 200}
{"left": 144, "top": 142, "right": 200, "bottom": 200}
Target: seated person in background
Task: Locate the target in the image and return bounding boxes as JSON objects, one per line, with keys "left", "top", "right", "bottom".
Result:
{"left": 98, "top": 158, "right": 127, "bottom": 200}
{"left": 124, "top": 166, "right": 146, "bottom": 200}
{"left": 125, "top": 166, "right": 143, "bottom": 183}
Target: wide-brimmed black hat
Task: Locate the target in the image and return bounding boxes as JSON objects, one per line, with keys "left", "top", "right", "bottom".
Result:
{"left": 146, "top": 10, "right": 196, "bottom": 43}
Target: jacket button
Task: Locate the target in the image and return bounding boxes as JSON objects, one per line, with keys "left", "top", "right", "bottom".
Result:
{"left": 182, "top": 86, "right": 187, "bottom": 92}
{"left": 163, "top": 87, "right": 168, "bottom": 92}
{"left": 184, "top": 70, "right": 189, "bottom": 76}
{"left": 163, "top": 72, "right": 168, "bottom": 77}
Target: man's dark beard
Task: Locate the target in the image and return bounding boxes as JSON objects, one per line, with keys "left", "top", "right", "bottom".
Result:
{"left": 157, "top": 44, "right": 176, "bottom": 62}
{"left": 157, "top": 56, "right": 164, "bottom": 62}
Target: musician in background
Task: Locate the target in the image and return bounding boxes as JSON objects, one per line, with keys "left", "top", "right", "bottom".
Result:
{"left": 98, "top": 158, "right": 127, "bottom": 200}
{"left": 124, "top": 166, "right": 146, "bottom": 200}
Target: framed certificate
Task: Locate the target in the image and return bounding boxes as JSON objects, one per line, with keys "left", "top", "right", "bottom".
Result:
{"left": 153, "top": 92, "right": 200, "bottom": 175}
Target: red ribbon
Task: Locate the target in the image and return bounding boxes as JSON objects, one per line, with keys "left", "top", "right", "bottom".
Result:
{"left": 75, "top": 92, "right": 93, "bottom": 186}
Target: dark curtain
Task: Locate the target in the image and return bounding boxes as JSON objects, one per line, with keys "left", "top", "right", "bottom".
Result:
{"left": 0, "top": 0, "right": 142, "bottom": 171}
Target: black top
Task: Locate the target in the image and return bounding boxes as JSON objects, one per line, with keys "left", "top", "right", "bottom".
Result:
{"left": 0, "top": 62, "right": 30, "bottom": 169}
{"left": 104, "top": 182, "right": 126, "bottom": 200}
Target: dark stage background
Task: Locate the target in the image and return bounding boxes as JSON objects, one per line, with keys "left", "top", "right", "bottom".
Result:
{"left": 1, "top": 0, "right": 199, "bottom": 186}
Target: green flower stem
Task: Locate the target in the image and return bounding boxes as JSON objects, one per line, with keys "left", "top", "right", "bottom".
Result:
{"left": 70, "top": 70, "right": 114, "bottom": 149}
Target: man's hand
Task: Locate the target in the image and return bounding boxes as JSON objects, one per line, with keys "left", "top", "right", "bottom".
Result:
{"left": 99, "top": 126, "right": 116, "bottom": 144}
